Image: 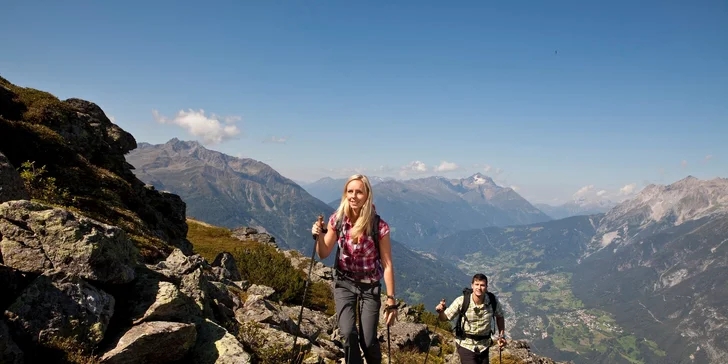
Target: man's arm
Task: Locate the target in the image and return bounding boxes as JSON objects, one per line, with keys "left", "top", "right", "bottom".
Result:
{"left": 496, "top": 316, "right": 505, "bottom": 337}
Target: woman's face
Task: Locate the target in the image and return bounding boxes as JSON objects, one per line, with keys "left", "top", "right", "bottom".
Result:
{"left": 346, "top": 179, "right": 368, "bottom": 210}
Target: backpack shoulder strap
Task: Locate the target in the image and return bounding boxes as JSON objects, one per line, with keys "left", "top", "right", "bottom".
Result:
{"left": 371, "top": 214, "right": 381, "bottom": 259}
{"left": 487, "top": 292, "right": 497, "bottom": 314}
{"left": 461, "top": 288, "right": 472, "bottom": 318}
{"left": 334, "top": 213, "right": 344, "bottom": 270}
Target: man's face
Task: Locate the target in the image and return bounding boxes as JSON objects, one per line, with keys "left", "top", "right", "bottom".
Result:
{"left": 471, "top": 278, "right": 487, "bottom": 297}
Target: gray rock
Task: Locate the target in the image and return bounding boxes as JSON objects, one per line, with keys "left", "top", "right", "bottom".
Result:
{"left": 100, "top": 321, "right": 197, "bottom": 364}
{"left": 190, "top": 319, "right": 251, "bottom": 364}
{"left": 211, "top": 252, "right": 242, "bottom": 281}
{"left": 0, "top": 200, "right": 137, "bottom": 284}
{"left": 4, "top": 272, "right": 114, "bottom": 348}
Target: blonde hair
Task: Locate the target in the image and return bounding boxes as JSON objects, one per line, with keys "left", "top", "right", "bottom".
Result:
{"left": 335, "top": 174, "right": 375, "bottom": 241}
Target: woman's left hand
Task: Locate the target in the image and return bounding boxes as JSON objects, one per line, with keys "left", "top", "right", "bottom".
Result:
{"left": 384, "top": 301, "right": 398, "bottom": 326}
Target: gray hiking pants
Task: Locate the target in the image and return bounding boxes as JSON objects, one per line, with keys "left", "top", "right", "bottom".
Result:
{"left": 334, "top": 273, "right": 382, "bottom": 364}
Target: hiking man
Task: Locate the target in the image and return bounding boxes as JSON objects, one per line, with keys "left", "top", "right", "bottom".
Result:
{"left": 435, "top": 273, "right": 506, "bottom": 364}
{"left": 311, "top": 174, "right": 397, "bottom": 364}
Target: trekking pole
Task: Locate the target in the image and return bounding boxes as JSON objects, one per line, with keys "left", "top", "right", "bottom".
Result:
{"left": 290, "top": 214, "right": 323, "bottom": 363}
{"left": 387, "top": 324, "right": 391, "bottom": 364}
{"left": 422, "top": 324, "right": 438, "bottom": 364}
{"left": 425, "top": 298, "right": 445, "bottom": 364}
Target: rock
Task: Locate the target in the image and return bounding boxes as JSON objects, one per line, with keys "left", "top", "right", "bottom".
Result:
{"left": 211, "top": 252, "right": 242, "bottom": 281}
{"left": 284, "top": 250, "right": 334, "bottom": 283}
{"left": 190, "top": 319, "right": 251, "bottom": 364}
{"left": 232, "top": 227, "right": 276, "bottom": 246}
{"left": 131, "top": 280, "right": 193, "bottom": 325}
{"left": 180, "top": 268, "right": 214, "bottom": 318}
{"left": 63, "top": 98, "right": 137, "bottom": 155}
{"left": 152, "top": 248, "right": 207, "bottom": 278}
{"left": 0, "top": 320, "right": 23, "bottom": 364}
{"left": 100, "top": 321, "right": 197, "bottom": 364}
{"left": 0, "top": 152, "right": 29, "bottom": 203}
{"left": 142, "top": 187, "right": 193, "bottom": 255}
{"left": 378, "top": 322, "right": 430, "bottom": 352}
{"left": 235, "top": 295, "right": 297, "bottom": 335}
{"left": 279, "top": 305, "right": 335, "bottom": 341}
{"left": 4, "top": 272, "right": 114, "bottom": 348}
{"left": 246, "top": 284, "right": 276, "bottom": 299}
{"left": 0, "top": 200, "right": 137, "bottom": 284}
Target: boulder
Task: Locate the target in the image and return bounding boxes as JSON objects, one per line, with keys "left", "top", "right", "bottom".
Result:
{"left": 0, "top": 200, "right": 137, "bottom": 284}
{"left": 4, "top": 272, "right": 115, "bottom": 348}
{"left": 100, "top": 321, "right": 197, "bottom": 364}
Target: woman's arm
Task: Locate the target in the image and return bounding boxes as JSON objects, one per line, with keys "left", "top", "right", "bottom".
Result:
{"left": 315, "top": 220, "right": 338, "bottom": 259}
{"left": 379, "top": 232, "right": 396, "bottom": 311}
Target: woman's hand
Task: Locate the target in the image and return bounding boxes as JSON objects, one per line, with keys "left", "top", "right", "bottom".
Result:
{"left": 311, "top": 222, "right": 322, "bottom": 236}
{"left": 384, "top": 299, "right": 398, "bottom": 326}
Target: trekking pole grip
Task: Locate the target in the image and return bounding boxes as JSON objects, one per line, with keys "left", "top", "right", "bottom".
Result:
{"left": 312, "top": 214, "right": 324, "bottom": 240}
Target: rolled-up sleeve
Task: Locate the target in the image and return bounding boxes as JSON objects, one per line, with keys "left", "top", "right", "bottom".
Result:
{"left": 444, "top": 296, "right": 464, "bottom": 321}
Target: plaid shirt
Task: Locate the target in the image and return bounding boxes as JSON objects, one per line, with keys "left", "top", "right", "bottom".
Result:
{"left": 329, "top": 212, "right": 390, "bottom": 281}
{"left": 444, "top": 293, "right": 505, "bottom": 353}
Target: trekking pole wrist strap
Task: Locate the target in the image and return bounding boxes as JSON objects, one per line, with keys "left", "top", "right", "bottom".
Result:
{"left": 384, "top": 303, "right": 399, "bottom": 311}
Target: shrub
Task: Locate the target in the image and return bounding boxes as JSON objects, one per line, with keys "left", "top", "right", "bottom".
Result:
{"left": 232, "top": 244, "right": 306, "bottom": 303}
{"left": 307, "top": 280, "right": 336, "bottom": 316}
{"left": 410, "top": 303, "right": 452, "bottom": 331}
{"left": 17, "top": 160, "right": 75, "bottom": 205}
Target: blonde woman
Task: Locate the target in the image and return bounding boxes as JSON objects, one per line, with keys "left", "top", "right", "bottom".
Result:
{"left": 311, "top": 174, "right": 397, "bottom": 364}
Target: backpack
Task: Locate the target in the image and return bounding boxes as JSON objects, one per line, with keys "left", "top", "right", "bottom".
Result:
{"left": 454, "top": 287, "right": 498, "bottom": 339}
{"left": 333, "top": 213, "right": 381, "bottom": 278}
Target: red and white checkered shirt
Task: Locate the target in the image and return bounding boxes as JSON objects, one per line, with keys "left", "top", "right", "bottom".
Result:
{"left": 329, "top": 212, "right": 390, "bottom": 281}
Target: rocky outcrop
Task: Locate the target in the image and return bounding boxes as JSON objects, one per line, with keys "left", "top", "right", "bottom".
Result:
{"left": 232, "top": 227, "right": 277, "bottom": 246}
{"left": 0, "top": 77, "right": 192, "bottom": 259}
{"left": 100, "top": 321, "right": 197, "bottom": 364}
{"left": 5, "top": 271, "right": 115, "bottom": 349}
{"left": 0, "top": 152, "right": 28, "bottom": 204}
{"left": 0, "top": 200, "right": 138, "bottom": 284}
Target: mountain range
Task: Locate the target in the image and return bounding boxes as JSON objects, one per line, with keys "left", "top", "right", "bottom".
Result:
{"left": 535, "top": 199, "right": 616, "bottom": 220}
{"left": 431, "top": 176, "right": 728, "bottom": 364}
{"left": 306, "top": 173, "right": 552, "bottom": 249}
{"left": 125, "top": 139, "right": 469, "bottom": 307}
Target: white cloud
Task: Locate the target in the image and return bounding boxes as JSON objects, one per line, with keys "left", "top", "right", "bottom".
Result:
{"left": 620, "top": 183, "right": 637, "bottom": 195}
{"left": 705, "top": 154, "right": 713, "bottom": 161}
{"left": 399, "top": 161, "right": 428, "bottom": 177}
{"left": 263, "top": 136, "right": 288, "bottom": 144}
{"left": 597, "top": 190, "right": 607, "bottom": 197}
{"left": 434, "top": 161, "right": 460, "bottom": 172}
{"left": 152, "top": 109, "right": 241, "bottom": 145}
{"left": 574, "top": 185, "right": 595, "bottom": 198}
{"left": 510, "top": 185, "right": 520, "bottom": 192}
{"left": 681, "top": 160, "right": 688, "bottom": 168}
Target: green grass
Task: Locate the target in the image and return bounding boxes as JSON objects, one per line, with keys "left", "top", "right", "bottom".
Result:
{"left": 186, "top": 218, "right": 257, "bottom": 262}
{"left": 643, "top": 338, "right": 667, "bottom": 356}
{"left": 186, "top": 218, "right": 336, "bottom": 314}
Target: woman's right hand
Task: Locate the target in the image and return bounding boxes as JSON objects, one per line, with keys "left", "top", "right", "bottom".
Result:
{"left": 311, "top": 222, "right": 322, "bottom": 237}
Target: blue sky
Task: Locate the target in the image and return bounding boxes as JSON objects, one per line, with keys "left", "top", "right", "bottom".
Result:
{"left": 2, "top": 0, "right": 726, "bottom": 204}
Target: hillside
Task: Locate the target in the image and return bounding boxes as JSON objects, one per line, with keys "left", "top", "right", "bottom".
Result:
{"left": 433, "top": 176, "right": 728, "bottom": 364}
{"left": 0, "top": 75, "right": 190, "bottom": 262}
{"left": 305, "top": 173, "right": 551, "bottom": 249}
{"left": 126, "top": 139, "right": 332, "bottom": 253}
{"left": 0, "top": 75, "right": 494, "bottom": 364}
{"left": 125, "top": 139, "right": 469, "bottom": 308}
